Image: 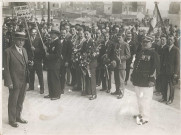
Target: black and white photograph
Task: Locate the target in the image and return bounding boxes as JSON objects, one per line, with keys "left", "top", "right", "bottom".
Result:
{"left": 1, "top": 0, "right": 181, "bottom": 135}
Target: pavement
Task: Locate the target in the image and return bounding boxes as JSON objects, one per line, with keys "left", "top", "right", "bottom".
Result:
{"left": 1, "top": 71, "right": 181, "bottom": 135}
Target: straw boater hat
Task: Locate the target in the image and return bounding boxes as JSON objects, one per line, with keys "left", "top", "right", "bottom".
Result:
{"left": 14, "top": 32, "right": 27, "bottom": 40}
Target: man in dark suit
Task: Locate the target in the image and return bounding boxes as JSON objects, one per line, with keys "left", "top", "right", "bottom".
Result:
{"left": 95, "top": 29, "right": 104, "bottom": 87}
{"left": 111, "top": 33, "right": 131, "bottom": 99}
{"left": 64, "top": 24, "right": 72, "bottom": 85}
{"left": 99, "top": 32, "right": 115, "bottom": 93}
{"left": 44, "top": 27, "right": 62, "bottom": 100}
{"left": 59, "top": 28, "right": 72, "bottom": 93}
{"left": 25, "top": 28, "right": 45, "bottom": 94}
{"left": 72, "top": 28, "right": 86, "bottom": 91}
{"left": 81, "top": 29, "right": 98, "bottom": 100}
{"left": 161, "top": 35, "right": 180, "bottom": 104}
{"left": 69, "top": 25, "right": 78, "bottom": 87}
{"left": 155, "top": 35, "right": 168, "bottom": 97}
{"left": 4, "top": 32, "right": 29, "bottom": 128}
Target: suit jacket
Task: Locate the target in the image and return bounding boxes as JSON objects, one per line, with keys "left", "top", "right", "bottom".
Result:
{"left": 157, "top": 45, "right": 168, "bottom": 74}
{"left": 46, "top": 39, "right": 62, "bottom": 70}
{"left": 25, "top": 36, "right": 44, "bottom": 62}
{"left": 131, "top": 48, "right": 160, "bottom": 87}
{"left": 4, "top": 45, "right": 29, "bottom": 88}
{"left": 162, "top": 45, "right": 180, "bottom": 76}
{"left": 97, "top": 40, "right": 115, "bottom": 65}
{"left": 114, "top": 41, "right": 131, "bottom": 69}
{"left": 81, "top": 38, "right": 97, "bottom": 69}
{"left": 60, "top": 38, "right": 72, "bottom": 65}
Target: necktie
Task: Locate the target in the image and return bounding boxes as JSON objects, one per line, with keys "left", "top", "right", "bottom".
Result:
{"left": 19, "top": 48, "right": 23, "bottom": 55}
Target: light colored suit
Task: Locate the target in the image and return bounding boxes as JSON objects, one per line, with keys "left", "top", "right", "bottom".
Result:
{"left": 4, "top": 45, "right": 29, "bottom": 123}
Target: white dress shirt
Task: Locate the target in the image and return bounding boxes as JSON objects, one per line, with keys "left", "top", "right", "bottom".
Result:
{"left": 15, "top": 45, "right": 23, "bottom": 55}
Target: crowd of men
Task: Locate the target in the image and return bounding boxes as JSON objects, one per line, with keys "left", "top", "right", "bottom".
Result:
{"left": 3, "top": 16, "right": 180, "bottom": 127}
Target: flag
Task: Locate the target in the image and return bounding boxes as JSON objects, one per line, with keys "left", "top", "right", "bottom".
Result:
{"left": 147, "top": 2, "right": 167, "bottom": 35}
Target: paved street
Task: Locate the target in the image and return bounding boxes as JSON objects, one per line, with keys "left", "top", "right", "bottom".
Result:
{"left": 1, "top": 71, "right": 181, "bottom": 135}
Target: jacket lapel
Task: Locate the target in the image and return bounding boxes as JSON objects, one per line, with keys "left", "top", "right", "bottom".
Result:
{"left": 11, "top": 45, "right": 25, "bottom": 65}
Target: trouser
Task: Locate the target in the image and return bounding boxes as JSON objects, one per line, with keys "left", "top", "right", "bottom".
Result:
{"left": 85, "top": 67, "right": 96, "bottom": 95}
{"left": 66, "top": 67, "right": 71, "bottom": 84}
{"left": 70, "top": 64, "right": 77, "bottom": 86}
{"left": 155, "top": 75, "right": 161, "bottom": 92}
{"left": 60, "top": 66, "right": 66, "bottom": 92}
{"left": 101, "top": 68, "right": 112, "bottom": 90}
{"left": 96, "top": 67, "right": 101, "bottom": 86}
{"left": 135, "top": 86, "right": 153, "bottom": 121}
{"left": 125, "top": 62, "right": 131, "bottom": 82}
{"left": 125, "top": 67, "right": 131, "bottom": 82}
{"left": 29, "top": 62, "right": 44, "bottom": 90}
{"left": 125, "top": 57, "right": 133, "bottom": 82}
{"left": 161, "top": 74, "right": 175, "bottom": 101}
{"left": 47, "top": 69, "right": 61, "bottom": 97}
{"left": 8, "top": 81, "right": 27, "bottom": 123}
{"left": 76, "top": 66, "right": 83, "bottom": 90}
{"left": 114, "top": 68, "right": 126, "bottom": 95}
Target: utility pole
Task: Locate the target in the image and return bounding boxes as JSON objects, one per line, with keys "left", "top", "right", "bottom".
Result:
{"left": 48, "top": 2, "right": 50, "bottom": 25}
{"left": 11, "top": 3, "right": 14, "bottom": 18}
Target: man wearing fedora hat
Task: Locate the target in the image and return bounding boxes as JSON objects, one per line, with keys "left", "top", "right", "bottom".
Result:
{"left": 44, "top": 27, "right": 62, "bottom": 100}
{"left": 4, "top": 32, "right": 29, "bottom": 127}
{"left": 131, "top": 35, "right": 160, "bottom": 125}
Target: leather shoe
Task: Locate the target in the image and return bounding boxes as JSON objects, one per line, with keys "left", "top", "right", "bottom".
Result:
{"left": 89, "top": 95, "right": 97, "bottom": 100}
{"left": 159, "top": 98, "right": 166, "bottom": 103}
{"left": 106, "top": 89, "right": 110, "bottom": 93}
{"left": 51, "top": 96, "right": 60, "bottom": 100}
{"left": 117, "top": 94, "right": 124, "bottom": 99}
{"left": 44, "top": 95, "right": 50, "bottom": 98}
{"left": 16, "top": 118, "right": 28, "bottom": 124}
{"left": 111, "top": 91, "right": 119, "bottom": 95}
{"left": 166, "top": 100, "right": 173, "bottom": 105}
{"left": 9, "top": 122, "right": 19, "bottom": 128}
{"left": 40, "top": 90, "right": 44, "bottom": 94}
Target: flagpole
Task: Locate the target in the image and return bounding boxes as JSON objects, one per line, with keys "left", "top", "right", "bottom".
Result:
{"left": 154, "top": 2, "right": 168, "bottom": 36}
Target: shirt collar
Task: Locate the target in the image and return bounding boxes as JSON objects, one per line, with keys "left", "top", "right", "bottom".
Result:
{"left": 161, "top": 44, "right": 166, "bottom": 48}
{"left": 15, "top": 45, "right": 22, "bottom": 50}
